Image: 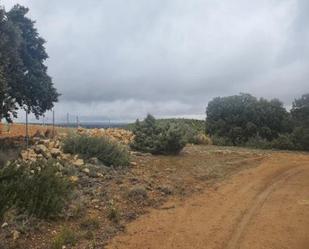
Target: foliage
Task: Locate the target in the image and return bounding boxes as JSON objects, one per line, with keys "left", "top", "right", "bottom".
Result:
{"left": 62, "top": 134, "right": 130, "bottom": 167}
{"left": 0, "top": 160, "right": 72, "bottom": 220}
{"left": 107, "top": 200, "right": 120, "bottom": 223}
{"left": 291, "top": 93, "right": 309, "bottom": 127}
{"left": 0, "top": 4, "right": 59, "bottom": 122}
{"left": 211, "top": 135, "right": 233, "bottom": 146}
{"left": 127, "top": 118, "right": 205, "bottom": 133}
{"left": 290, "top": 94, "right": 309, "bottom": 151}
{"left": 51, "top": 227, "right": 77, "bottom": 249}
{"left": 190, "top": 133, "right": 212, "bottom": 145}
{"left": 131, "top": 114, "right": 186, "bottom": 155}
{"left": 0, "top": 162, "right": 23, "bottom": 219}
{"left": 290, "top": 127, "right": 309, "bottom": 151}
{"left": 244, "top": 136, "right": 272, "bottom": 149}
{"left": 271, "top": 134, "right": 295, "bottom": 150}
{"left": 206, "top": 93, "right": 291, "bottom": 145}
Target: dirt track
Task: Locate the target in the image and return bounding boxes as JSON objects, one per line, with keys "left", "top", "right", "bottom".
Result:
{"left": 108, "top": 152, "right": 309, "bottom": 249}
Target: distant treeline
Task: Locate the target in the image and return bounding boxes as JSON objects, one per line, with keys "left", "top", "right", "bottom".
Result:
{"left": 206, "top": 93, "right": 309, "bottom": 151}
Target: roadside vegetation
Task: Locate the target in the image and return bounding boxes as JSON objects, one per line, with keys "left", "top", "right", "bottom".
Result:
{"left": 130, "top": 114, "right": 210, "bottom": 156}
{"left": 63, "top": 134, "right": 130, "bottom": 167}
{"left": 206, "top": 93, "right": 309, "bottom": 151}
{"left": 0, "top": 160, "right": 72, "bottom": 220}
{"left": 130, "top": 114, "right": 187, "bottom": 155}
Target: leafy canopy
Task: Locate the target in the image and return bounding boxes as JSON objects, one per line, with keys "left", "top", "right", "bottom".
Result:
{"left": 0, "top": 4, "right": 59, "bottom": 122}
{"left": 206, "top": 93, "right": 291, "bottom": 145}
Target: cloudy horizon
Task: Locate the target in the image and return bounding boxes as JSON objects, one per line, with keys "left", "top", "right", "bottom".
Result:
{"left": 1, "top": 0, "right": 308, "bottom": 123}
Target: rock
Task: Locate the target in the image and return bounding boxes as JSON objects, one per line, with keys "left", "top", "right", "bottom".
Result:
{"left": 60, "top": 153, "right": 71, "bottom": 161}
{"left": 38, "top": 139, "right": 50, "bottom": 146}
{"left": 54, "top": 140, "right": 60, "bottom": 148}
{"left": 12, "top": 230, "right": 20, "bottom": 240}
{"left": 55, "top": 162, "right": 64, "bottom": 171}
{"left": 82, "top": 168, "right": 90, "bottom": 174}
{"left": 50, "top": 148, "right": 61, "bottom": 158}
{"left": 73, "top": 159, "right": 84, "bottom": 167}
{"left": 97, "top": 173, "right": 104, "bottom": 178}
{"left": 69, "top": 176, "right": 79, "bottom": 183}
{"left": 130, "top": 162, "right": 137, "bottom": 166}
{"left": 1, "top": 222, "right": 8, "bottom": 229}
{"left": 20, "top": 149, "right": 37, "bottom": 162}
{"left": 88, "top": 157, "right": 100, "bottom": 165}
{"left": 34, "top": 144, "right": 48, "bottom": 154}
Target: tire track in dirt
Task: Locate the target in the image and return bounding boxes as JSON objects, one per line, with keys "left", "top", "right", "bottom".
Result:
{"left": 107, "top": 153, "right": 309, "bottom": 249}
{"left": 226, "top": 166, "right": 304, "bottom": 249}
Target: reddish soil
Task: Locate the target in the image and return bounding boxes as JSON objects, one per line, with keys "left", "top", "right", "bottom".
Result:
{"left": 107, "top": 152, "right": 309, "bottom": 249}
{"left": 0, "top": 123, "right": 51, "bottom": 138}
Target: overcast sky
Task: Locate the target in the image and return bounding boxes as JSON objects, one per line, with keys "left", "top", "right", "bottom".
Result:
{"left": 2, "top": 0, "right": 309, "bottom": 123}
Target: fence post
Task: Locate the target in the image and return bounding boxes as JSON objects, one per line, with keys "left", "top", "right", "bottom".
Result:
{"left": 76, "top": 115, "right": 79, "bottom": 128}
{"left": 25, "top": 109, "right": 29, "bottom": 148}
{"left": 52, "top": 109, "right": 55, "bottom": 138}
{"left": 67, "top": 113, "right": 69, "bottom": 127}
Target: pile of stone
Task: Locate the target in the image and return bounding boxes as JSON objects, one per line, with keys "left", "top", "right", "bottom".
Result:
{"left": 77, "top": 128, "right": 134, "bottom": 145}
{"left": 20, "top": 139, "right": 65, "bottom": 162}
{"left": 19, "top": 138, "right": 111, "bottom": 181}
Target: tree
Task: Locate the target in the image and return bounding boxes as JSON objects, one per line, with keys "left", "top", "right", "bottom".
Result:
{"left": 291, "top": 93, "right": 309, "bottom": 126}
{"left": 0, "top": 4, "right": 59, "bottom": 122}
{"left": 290, "top": 94, "right": 309, "bottom": 150}
{"left": 0, "top": 6, "right": 20, "bottom": 121}
{"left": 206, "top": 93, "right": 290, "bottom": 145}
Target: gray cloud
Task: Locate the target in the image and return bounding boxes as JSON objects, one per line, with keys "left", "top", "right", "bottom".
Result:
{"left": 2, "top": 0, "right": 308, "bottom": 122}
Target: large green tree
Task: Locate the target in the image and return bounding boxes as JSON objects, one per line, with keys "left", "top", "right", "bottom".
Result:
{"left": 0, "top": 4, "right": 59, "bottom": 122}
{"left": 206, "top": 93, "right": 291, "bottom": 145}
{"left": 290, "top": 93, "right": 309, "bottom": 150}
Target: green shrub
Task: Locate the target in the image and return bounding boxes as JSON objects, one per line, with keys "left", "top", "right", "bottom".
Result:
{"left": 62, "top": 134, "right": 130, "bottom": 167}
{"left": 107, "top": 200, "right": 120, "bottom": 223}
{"left": 211, "top": 135, "right": 233, "bottom": 146}
{"left": 156, "top": 123, "right": 186, "bottom": 154}
{"left": 290, "top": 127, "right": 309, "bottom": 151}
{"left": 0, "top": 163, "right": 24, "bottom": 219}
{"left": 271, "top": 134, "right": 295, "bottom": 150}
{"left": 51, "top": 227, "right": 77, "bottom": 249}
{"left": 0, "top": 160, "right": 72, "bottom": 220}
{"left": 244, "top": 136, "right": 272, "bottom": 149}
{"left": 131, "top": 114, "right": 186, "bottom": 155}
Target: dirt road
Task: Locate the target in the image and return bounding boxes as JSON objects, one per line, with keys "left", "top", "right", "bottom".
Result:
{"left": 107, "top": 152, "right": 309, "bottom": 249}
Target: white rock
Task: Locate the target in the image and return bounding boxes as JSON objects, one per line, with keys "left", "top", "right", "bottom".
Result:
{"left": 1, "top": 222, "right": 8, "bottom": 228}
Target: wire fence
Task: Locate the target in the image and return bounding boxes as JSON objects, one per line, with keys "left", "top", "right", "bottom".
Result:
{"left": 0, "top": 109, "right": 117, "bottom": 142}
{"left": 0, "top": 110, "right": 81, "bottom": 146}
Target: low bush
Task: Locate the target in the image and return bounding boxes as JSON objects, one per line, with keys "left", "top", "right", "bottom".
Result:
{"left": 290, "top": 127, "right": 309, "bottom": 151}
{"left": 244, "top": 136, "right": 272, "bottom": 149}
{"left": 0, "top": 163, "right": 24, "bottom": 219}
{"left": 107, "top": 200, "right": 120, "bottom": 223}
{"left": 127, "top": 186, "right": 148, "bottom": 203}
{"left": 0, "top": 160, "right": 72, "bottom": 220}
{"left": 271, "top": 134, "right": 295, "bottom": 150}
{"left": 192, "top": 134, "right": 212, "bottom": 145}
{"left": 51, "top": 227, "right": 77, "bottom": 249}
{"left": 131, "top": 114, "right": 186, "bottom": 155}
{"left": 62, "top": 134, "right": 130, "bottom": 167}
{"left": 211, "top": 135, "right": 233, "bottom": 146}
